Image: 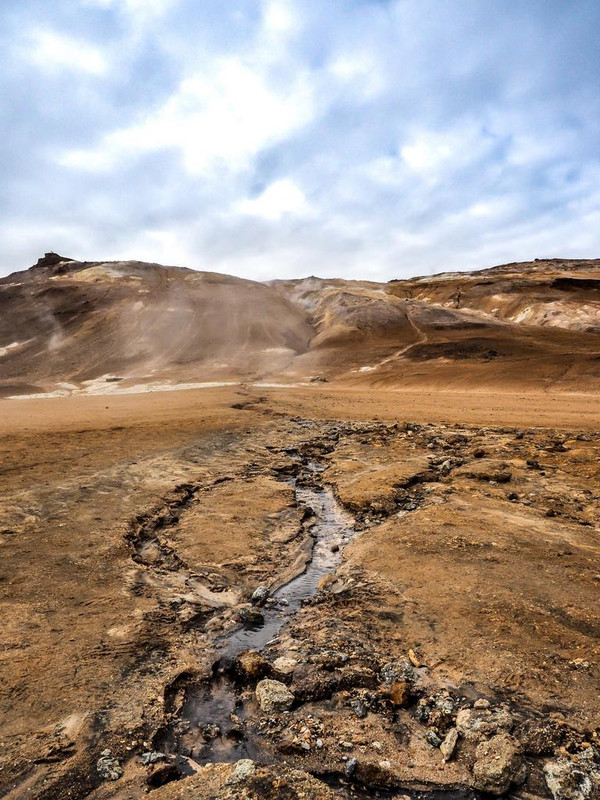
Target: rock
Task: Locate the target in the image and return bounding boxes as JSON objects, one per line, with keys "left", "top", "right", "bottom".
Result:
{"left": 345, "top": 757, "right": 358, "bottom": 777}
{"left": 474, "top": 698, "right": 491, "bottom": 709}
{"left": 456, "top": 706, "right": 513, "bottom": 741}
{"left": 96, "top": 749, "right": 123, "bottom": 781}
{"left": 273, "top": 656, "right": 297, "bottom": 677}
{"left": 255, "top": 679, "right": 295, "bottom": 713}
{"left": 201, "top": 723, "right": 221, "bottom": 740}
{"left": 472, "top": 733, "right": 526, "bottom": 795}
{"left": 146, "top": 763, "right": 183, "bottom": 788}
{"left": 515, "top": 718, "right": 565, "bottom": 756}
{"left": 355, "top": 759, "right": 399, "bottom": 790}
{"left": 140, "top": 750, "right": 167, "bottom": 765}
{"left": 251, "top": 586, "right": 270, "bottom": 606}
{"left": 380, "top": 660, "right": 415, "bottom": 685}
{"left": 544, "top": 754, "right": 600, "bottom": 800}
{"left": 426, "top": 730, "right": 443, "bottom": 748}
{"left": 238, "top": 606, "right": 264, "bottom": 627}
{"left": 350, "top": 698, "right": 368, "bottom": 718}
{"left": 226, "top": 759, "right": 256, "bottom": 785}
{"left": 234, "top": 650, "right": 270, "bottom": 681}
{"left": 440, "top": 728, "right": 459, "bottom": 762}
{"left": 389, "top": 680, "right": 411, "bottom": 707}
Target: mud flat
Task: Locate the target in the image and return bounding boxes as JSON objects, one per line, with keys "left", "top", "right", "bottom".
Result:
{"left": 0, "top": 385, "right": 598, "bottom": 799}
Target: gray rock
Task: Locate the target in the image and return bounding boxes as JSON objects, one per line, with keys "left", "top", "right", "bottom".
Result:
{"left": 472, "top": 733, "right": 526, "bottom": 795}
{"left": 380, "top": 660, "right": 415, "bottom": 686}
{"left": 255, "top": 678, "right": 295, "bottom": 713}
{"left": 456, "top": 706, "right": 513, "bottom": 741}
{"left": 226, "top": 759, "right": 256, "bottom": 785}
{"left": 96, "top": 749, "right": 123, "bottom": 781}
{"left": 140, "top": 750, "right": 167, "bottom": 766}
{"left": 251, "top": 586, "right": 270, "bottom": 606}
{"left": 201, "top": 722, "right": 220, "bottom": 740}
{"left": 426, "top": 730, "right": 442, "bottom": 748}
{"left": 440, "top": 728, "right": 459, "bottom": 762}
{"left": 238, "top": 606, "right": 264, "bottom": 627}
{"left": 350, "top": 698, "right": 368, "bottom": 719}
{"left": 544, "top": 754, "right": 600, "bottom": 800}
{"left": 345, "top": 757, "right": 358, "bottom": 777}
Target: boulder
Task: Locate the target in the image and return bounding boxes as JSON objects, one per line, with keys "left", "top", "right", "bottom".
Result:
{"left": 273, "top": 656, "right": 297, "bottom": 677}
{"left": 472, "top": 733, "right": 526, "bottom": 795}
{"left": 96, "top": 749, "right": 123, "bottom": 781}
{"left": 544, "top": 752, "right": 600, "bottom": 800}
{"left": 234, "top": 650, "right": 270, "bottom": 682}
{"left": 456, "top": 706, "right": 513, "bottom": 741}
{"left": 255, "top": 679, "right": 294, "bottom": 713}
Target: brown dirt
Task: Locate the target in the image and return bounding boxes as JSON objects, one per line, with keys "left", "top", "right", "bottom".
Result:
{"left": 0, "top": 385, "right": 598, "bottom": 799}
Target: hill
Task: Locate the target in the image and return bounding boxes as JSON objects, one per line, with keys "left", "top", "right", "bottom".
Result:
{"left": 1, "top": 253, "right": 599, "bottom": 396}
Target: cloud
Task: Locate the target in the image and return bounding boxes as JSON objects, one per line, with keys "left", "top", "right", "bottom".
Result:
{"left": 1, "top": 0, "right": 600, "bottom": 280}
{"left": 236, "top": 179, "right": 311, "bottom": 221}
{"left": 25, "top": 27, "right": 109, "bottom": 76}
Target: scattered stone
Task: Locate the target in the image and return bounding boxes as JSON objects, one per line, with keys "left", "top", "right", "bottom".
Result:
{"left": 251, "top": 586, "right": 270, "bottom": 606}
{"left": 255, "top": 679, "right": 295, "bottom": 712}
{"left": 426, "top": 730, "right": 443, "bottom": 748}
{"left": 474, "top": 698, "right": 491, "bottom": 709}
{"left": 234, "top": 650, "right": 270, "bottom": 681}
{"left": 140, "top": 750, "right": 167, "bottom": 766}
{"left": 408, "top": 648, "right": 421, "bottom": 667}
{"left": 389, "top": 680, "right": 411, "bottom": 707}
{"left": 350, "top": 698, "right": 368, "bottom": 718}
{"left": 472, "top": 733, "right": 526, "bottom": 795}
{"left": 381, "top": 660, "right": 415, "bottom": 686}
{"left": 96, "top": 749, "right": 123, "bottom": 781}
{"left": 345, "top": 757, "right": 358, "bottom": 777}
{"left": 515, "top": 718, "right": 565, "bottom": 755}
{"left": 201, "top": 723, "right": 221, "bottom": 740}
{"left": 440, "top": 728, "right": 459, "bottom": 762}
{"left": 544, "top": 753, "right": 600, "bottom": 800}
{"left": 238, "top": 606, "right": 265, "bottom": 627}
{"left": 226, "top": 759, "right": 256, "bottom": 785}
{"left": 273, "top": 656, "right": 297, "bottom": 677}
{"left": 456, "top": 706, "right": 513, "bottom": 741}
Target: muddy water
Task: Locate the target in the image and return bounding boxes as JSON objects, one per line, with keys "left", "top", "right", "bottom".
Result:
{"left": 219, "top": 481, "right": 355, "bottom": 661}
{"left": 157, "top": 470, "right": 355, "bottom": 767}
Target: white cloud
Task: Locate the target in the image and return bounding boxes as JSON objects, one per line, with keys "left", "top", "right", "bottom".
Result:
{"left": 26, "top": 28, "right": 108, "bottom": 76}
{"left": 83, "top": 0, "right": 176, "bottom": 24}
{"left": 401, "top": 136, "right": 453, "bottom": 174}
{"left": 236, "top": 179, "right": 311, "bottom": 221}
{"left": 262, "top": 0, "right": 299, "bottom": 35}
{"left": 59, "top": 46, "right": 315, "bottom": 175}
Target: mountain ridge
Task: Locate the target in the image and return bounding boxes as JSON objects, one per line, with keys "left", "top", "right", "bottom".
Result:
{"left": 1, "top": 253, "right": 599, "bottom": 397}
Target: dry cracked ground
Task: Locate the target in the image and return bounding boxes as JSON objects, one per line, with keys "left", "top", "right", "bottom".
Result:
{"left": 0, "top": 386, "right": 599, "bottom": 800}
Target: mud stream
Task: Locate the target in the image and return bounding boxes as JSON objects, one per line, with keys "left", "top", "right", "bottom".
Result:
{"left": 156, "top": 463, "right": 355, "bottom": 766}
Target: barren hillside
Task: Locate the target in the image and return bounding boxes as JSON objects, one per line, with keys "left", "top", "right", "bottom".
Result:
{"left": 1, "top": 253, "right": 600, "bottom": 396}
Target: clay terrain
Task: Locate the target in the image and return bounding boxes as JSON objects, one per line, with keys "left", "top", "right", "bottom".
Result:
{"left": 0, "top": 254, "right": 599, "bottom": 800}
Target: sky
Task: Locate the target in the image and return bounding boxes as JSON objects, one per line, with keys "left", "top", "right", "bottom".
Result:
{"left": 1, "top": 0, "right": 600, "bottom": 281}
